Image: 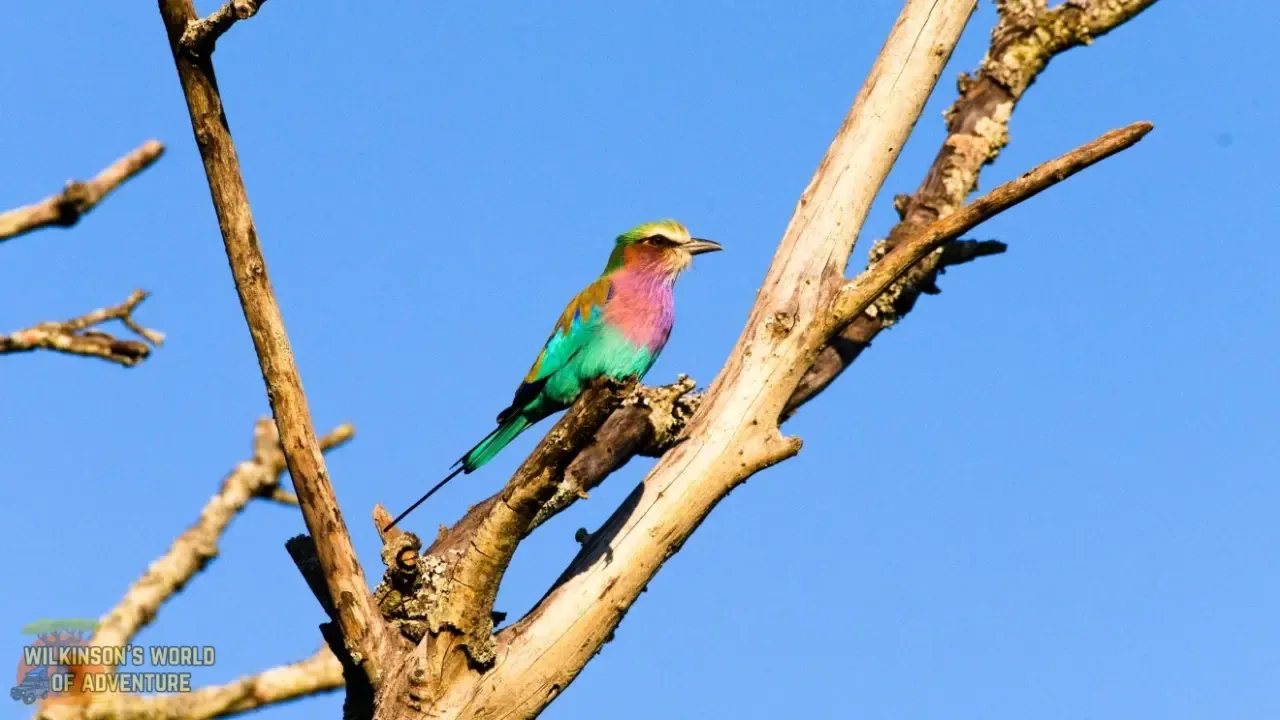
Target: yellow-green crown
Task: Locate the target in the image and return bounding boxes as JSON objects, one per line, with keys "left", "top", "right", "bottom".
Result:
{"left": 616, "top": 219, "right": 691, "bottom": 246}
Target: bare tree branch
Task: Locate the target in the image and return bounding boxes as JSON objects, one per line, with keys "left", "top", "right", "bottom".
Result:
{"left": 370, "top": 379, "right": 632, "bottom": 673}
{"left": 33, "top": 422, "right": 353, "bottom": 720}
{"left": 788, "top": 0, "right": 1162, "bottom": 412}
{"left": 384, "top": 1, "right": 980, "bottom": 715}
{"left": 0, "top": 141, "right": 164, "bottom": 243}
{"left": 444, "top": 118, "right": 1149, "bottom": 720}
{"left": 91, "top": 420, "right": 355, "bottom": 649}
{"left": 0, "top": 290, "right": 163, "bottom": 367}
{"left": 827, "top": 122, "right": 1151, "bottom": 328}
{"left": 157, "top": 0, "right": 391, "bottom": 685}
{"left": 416, "top": 2, "right": 1165, "bottom": 555}
{"left": 78, "top": 647, "right": 342, "bottom": 720}
{"left": 526, "top": 377, "right": 700, "bottom": 532}
{"left": 414, "top": 377, "right": 704, "bottom": 570}
{"left": 96, "top": 2, "right": 1160, "bottom": 719}
{"left": 180, "top": 0, "right": 268, "bottom": 57}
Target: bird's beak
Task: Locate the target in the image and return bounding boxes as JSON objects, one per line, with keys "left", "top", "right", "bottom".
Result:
{"left": 683, "top": 238, "right": 723, "bottom": 255}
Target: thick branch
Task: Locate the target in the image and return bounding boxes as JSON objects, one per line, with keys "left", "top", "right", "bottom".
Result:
{"left": 0, "top": 289, "right": 163, "bottom": 367}
{"left": 78, "top": 647, "right": 342, "bottom": 720}
{"left": 369, "top": 380, "right": 630, "bottom": 691}
{"left": 406, "top": 2, "right": 978, "bottom": 716}
{"left": 0, "top": 141, "right": 164, "bottom": 243}
{"left": 158, "top": 0, "right": 389, "bottom": 683}
{"left": 789, "top": 0, "right": 1162, "bottom": 411}
{"left": 527, "top": 377, "right": 700, "bottom": 532}
{"left": 414, "top": 379, "right": 702, "bottom": 578}
{"left": 180, "top": 0, "right": 268, "bottom": 57}
{"left": 91, "top": 420, "right": 355, "bottom": 649}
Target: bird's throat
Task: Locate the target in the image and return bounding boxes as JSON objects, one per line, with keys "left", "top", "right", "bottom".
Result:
{"left": 604, "top": 267, "right": 676, "bottom": 351}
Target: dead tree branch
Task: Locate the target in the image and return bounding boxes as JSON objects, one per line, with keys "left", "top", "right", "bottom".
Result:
{"left": 158, "top": 0, "right": 390, "bottom": 685}
{"left": 828, "top": 122, "right": 1151, "bottom": 328}
{"left": 370, "top": 379, "right": 632, "bottom": 676}
{"left": 447, "top": 117, "right": 1151, "bottom": 720}
{"left": 420, "top": 377, "right": 704, "bottom": 561}
{"left": 787, "top": 0, "right": 1162, "bottom": 413}
{"left": 34, "top": 422, "right": 353, "bottom": 720}
{"left": 0, "top": 141, "right": 164, "bottom": 243}
{"left": 78, "top": 647, "right": 342, "bottom": 720}
{"left": 122, "top": 0, "right": 1160, "bottom": 718}
{"left": 380, "top": 1, "right": 980, "bottom": 715}
{"left": 350, "top": 2, "right": 1159, "bottom": 717}
{"left": 0, "top": 289, "right": 163, "bottom": 367}
{"left": 478, "top": 0, "right": 1162, "bottom": 519}
{"left": 180, "top": 0, "right": 268, "bottom": 57}
{"left": 91, "top": 420, "right": 355, "bottom": 649}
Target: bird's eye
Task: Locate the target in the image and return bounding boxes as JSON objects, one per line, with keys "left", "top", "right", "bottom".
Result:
{"left": 647, "top": 234, "right": 677, "bottom": 246}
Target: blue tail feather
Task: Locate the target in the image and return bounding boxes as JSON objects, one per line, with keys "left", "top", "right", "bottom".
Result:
{"left": 461, "top": 413, "right": 532, "bottom": 472}
{"left": 382, "top": 413, "right": 533, "bottom": 532}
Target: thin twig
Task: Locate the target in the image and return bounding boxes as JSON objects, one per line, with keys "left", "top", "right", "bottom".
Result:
{"left": 158, "top": 0, "right": 388, "bottom": 686}
{"left": 0, "top": 290, "right": 163, "bottom": 367}
{"left": 81, "top": 647, "right": 342, "bottom": 720}
{"left": 0, "top": 141, "right": 164, "bottom": 243}
{"left": 829, "top": 122, "right": 1153, "bottom": 326}
{"left": 89, "top": 419, "right": 355, "bottom": 649}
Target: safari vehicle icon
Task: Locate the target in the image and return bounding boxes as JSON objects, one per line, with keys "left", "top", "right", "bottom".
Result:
{"left": 10, "top": 666, "right": 50, "bottom": 704}
{"left": 12, "top": 618, "right": 97, "bottom": 706}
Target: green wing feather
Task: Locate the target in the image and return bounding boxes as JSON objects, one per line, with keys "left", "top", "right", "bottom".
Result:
{"left": 462, "top": 276, "right": 612, "bottom": 472}
{"left": 498, "top": 276, "right": 612, "bottom": 421}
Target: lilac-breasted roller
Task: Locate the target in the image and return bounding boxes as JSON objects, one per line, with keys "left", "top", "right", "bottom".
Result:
{"left": 384, "top": 220, "right": 722, "bottom": 530}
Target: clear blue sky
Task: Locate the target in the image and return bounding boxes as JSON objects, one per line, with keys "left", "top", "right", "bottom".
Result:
{"left": 3, "top": 2, "right": 1277, "bottom": 718}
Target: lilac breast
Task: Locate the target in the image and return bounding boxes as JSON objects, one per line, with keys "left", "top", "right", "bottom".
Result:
{"left": 604, "top": 269, "right": 676, "bottom": 352}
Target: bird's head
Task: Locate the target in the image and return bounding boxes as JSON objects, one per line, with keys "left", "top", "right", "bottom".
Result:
{"left": 605, "top": 219, "right": 722, "bottom": 276}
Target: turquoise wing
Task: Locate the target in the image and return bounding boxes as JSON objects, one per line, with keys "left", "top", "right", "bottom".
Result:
{"left": 496, "top": 276, "right": 612, "bottom": 422}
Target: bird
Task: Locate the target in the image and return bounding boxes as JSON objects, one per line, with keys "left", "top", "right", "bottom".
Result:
{"left": 383, "top": 219, "right": 722, "bottom": 531}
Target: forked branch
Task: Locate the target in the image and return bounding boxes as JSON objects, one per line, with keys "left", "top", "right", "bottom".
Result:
{"left": 789, "top": 0, "right": 1162, "bottom": 408}
{"left": 370, "top": 379, "right": 632, "bottom": 677}
{"left": 135, "top": 1, "right": 1161, "bottom": 719}
{"left": 828, "top": 122, "right": 1153, "bottom": 328}
{"left": 446, "top": 117, "right": 1152, "bottom": 720}
{"left": 0, "top": 289, "right": 163, "bottom": 367}
{"left": 181, "top": 0, "right": 269, "bottom": 56}
{"left": 420, "top": 0, "right": 1165, "bottom": 582}
{"left": 393, "top": 1, "right": 980, "bottom": 715}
